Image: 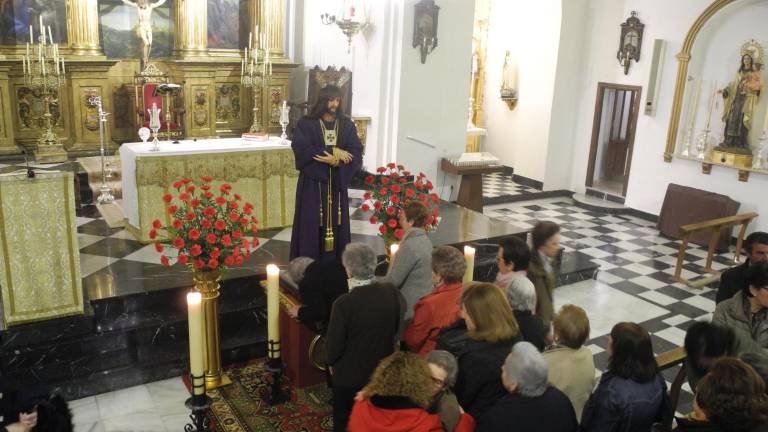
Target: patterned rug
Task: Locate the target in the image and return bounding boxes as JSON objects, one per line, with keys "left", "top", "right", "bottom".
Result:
{"left": 193, "top": 360, "right": 333, "bottom": 432}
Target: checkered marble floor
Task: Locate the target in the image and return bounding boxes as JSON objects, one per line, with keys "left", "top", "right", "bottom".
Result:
{"left": 482, "top": 172, "right": 539, "bottom": 198}
{"left": 486, "top": 196, "right": 734, "bottom": 414}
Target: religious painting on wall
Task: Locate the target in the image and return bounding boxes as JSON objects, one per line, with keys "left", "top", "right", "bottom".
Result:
{"left": 0, "top": 0, "right": 67, "bottom": 45}
{"left": 207, "top": 0, "right": 248, "bottom": 49}
{"left": 98, "top": 0, "right": 174, "bottom": 60}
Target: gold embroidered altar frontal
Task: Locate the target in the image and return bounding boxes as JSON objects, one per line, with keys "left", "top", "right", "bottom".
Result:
{"left": 0, "top": 171, "right": 84, "bottom": 327}
{"left": 121, "top": 139, "right": 298, "bottom": 242}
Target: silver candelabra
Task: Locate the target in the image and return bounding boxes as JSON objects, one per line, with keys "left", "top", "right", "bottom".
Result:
{"left": 754, "top": 131, "right": 767, "bottom": 170}
{"left": 89, "top": 96, "right": 114, "bottom": 204}
{"left": 279, "top": 100, "right": 289, "bottom": 143}
{"left": 241, "top": 32, "right": 273, "bottom": 134}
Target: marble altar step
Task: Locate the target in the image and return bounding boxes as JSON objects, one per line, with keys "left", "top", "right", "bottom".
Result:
{"left": 0, "top": 274, "right": 268, "bottom": 401}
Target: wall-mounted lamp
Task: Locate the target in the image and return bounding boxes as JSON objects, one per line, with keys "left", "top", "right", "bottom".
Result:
{"left": 321, "top": 3, "right": 368, "bottom": 53}
{"left": 617, "top": 11, "right": 644, "bottom": 75}
{"left": 413, "top": 0, "right": 440, "bottom": 64}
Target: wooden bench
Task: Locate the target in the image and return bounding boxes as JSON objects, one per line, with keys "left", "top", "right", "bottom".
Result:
{"left": 673, "top": 212, "right": 758, "bottom": 287}
{"left": 655, "top": 346, "right": 688, "bottom": 432}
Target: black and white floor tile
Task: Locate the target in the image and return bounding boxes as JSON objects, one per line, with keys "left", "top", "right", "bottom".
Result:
{"left": 482, "top": 172, "right": 539, "bottom": 198}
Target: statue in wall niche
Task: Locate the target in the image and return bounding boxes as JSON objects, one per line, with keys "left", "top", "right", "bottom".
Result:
{"left": 718, "top": 40, "right": 765, "bottom": 154}
{"left": 122, "top": 0, "right": 167, "bottom": 69}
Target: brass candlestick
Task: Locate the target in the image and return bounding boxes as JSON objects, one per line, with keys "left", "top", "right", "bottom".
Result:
{"left": 22, "top": 21, "right": 67, "bottom": 163}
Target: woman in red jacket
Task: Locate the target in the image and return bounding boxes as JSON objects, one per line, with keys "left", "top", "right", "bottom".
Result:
{"left": 348, "top": 351, "right": 475, "bottom": 432}
{"left": 404, "top": 246, "right": 467, "bottom": 356}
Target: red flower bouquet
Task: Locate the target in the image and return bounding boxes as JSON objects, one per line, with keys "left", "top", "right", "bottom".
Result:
{"left": 361, "top": 163, "right": 440, "bottom": 244}
{"left": 151, "top": 176, "right": 259, "bottom": 271}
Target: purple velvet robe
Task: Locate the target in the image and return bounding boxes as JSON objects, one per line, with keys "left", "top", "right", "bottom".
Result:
{"left": 289, "top": 117, "right": 362, "bottom": 261}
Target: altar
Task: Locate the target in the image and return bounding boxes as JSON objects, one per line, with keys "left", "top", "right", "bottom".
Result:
{"left": 120, "top": 137, "right": 297, "bottom": 242}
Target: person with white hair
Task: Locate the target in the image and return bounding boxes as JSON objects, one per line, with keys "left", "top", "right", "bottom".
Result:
{"left": 326, "top": 243, "right": 402, "bottom": 432}
{"left": 479, "top": 342, "right": 577, "bottom": 432}
{"left": 506, "top": 277, "right": 547, "bottom": 351}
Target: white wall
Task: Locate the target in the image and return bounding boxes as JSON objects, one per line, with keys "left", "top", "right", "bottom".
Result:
{"left": 482, "top": 0, "right": 562, "bottom": 183}
{"left": 544, "top": 0, "right": 588, "bottom": 190}
{"left": 568, "top": 0, "right": 768, "bottom": 232}
{"left": 395, "top": 0, "right": 475, "bottom": 197}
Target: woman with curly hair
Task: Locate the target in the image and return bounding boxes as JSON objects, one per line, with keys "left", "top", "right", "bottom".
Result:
{"left": 348, "top": 351, "right": 476, "bottom": 432}
{"left": 677, "top": 358, "right": 768, "bottom": 432}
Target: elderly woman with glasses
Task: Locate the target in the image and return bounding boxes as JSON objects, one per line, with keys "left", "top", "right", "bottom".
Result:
{"left": 426, "top": 350, "right": 464, "bottom": 432}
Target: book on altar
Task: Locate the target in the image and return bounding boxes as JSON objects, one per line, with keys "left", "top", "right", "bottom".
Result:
{"left": 242, "top": 132, "right": 269, "bottom": 141}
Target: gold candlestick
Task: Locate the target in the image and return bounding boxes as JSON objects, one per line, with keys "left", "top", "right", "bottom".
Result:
{"left": 22, "top": 21, "right": 67, "bottom": 163}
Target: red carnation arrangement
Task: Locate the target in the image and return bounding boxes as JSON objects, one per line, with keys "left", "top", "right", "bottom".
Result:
{"left": 151, "top": 176, "right": 259, "bottom": 272}
{"left": 361, "top": 163, "right": 440, "bottom": 244}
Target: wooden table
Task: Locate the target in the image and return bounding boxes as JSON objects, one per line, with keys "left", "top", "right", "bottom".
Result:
{"left": 441, "top": 159, "right": 506, "bottom": 213}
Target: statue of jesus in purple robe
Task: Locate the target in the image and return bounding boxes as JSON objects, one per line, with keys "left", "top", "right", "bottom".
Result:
{"left": 290, "top": 85, "right": 363, "bottom": 261}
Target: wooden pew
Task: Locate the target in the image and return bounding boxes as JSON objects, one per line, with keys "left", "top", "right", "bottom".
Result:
{"left": 655, "top": 346, "right": 688, "bottom": 432}
{"left": 673, "top": 212, "right": 758, "bottom": 287}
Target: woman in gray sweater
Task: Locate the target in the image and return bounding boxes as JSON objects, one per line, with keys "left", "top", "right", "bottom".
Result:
{"left": 385, "top": 201, "right": 434, "bottom": 326}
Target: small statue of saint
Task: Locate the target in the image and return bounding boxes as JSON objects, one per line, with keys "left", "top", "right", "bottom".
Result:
{"left": 718, "top": 41, "right": 765, "bottom": 154}
{"left": 500, "top": 50, "right": 517, "bottom": 98}
{"left": 122, "top": 0, "right": 167, "bottom": 68}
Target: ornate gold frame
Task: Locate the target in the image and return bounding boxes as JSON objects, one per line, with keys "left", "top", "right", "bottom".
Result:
{"left": 663, "top": 0, "right": 737, "bottom": 163}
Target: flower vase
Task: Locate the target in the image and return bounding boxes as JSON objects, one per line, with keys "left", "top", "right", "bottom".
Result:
{"left": 192, "top": 269, "right": 231, "bottom": 389}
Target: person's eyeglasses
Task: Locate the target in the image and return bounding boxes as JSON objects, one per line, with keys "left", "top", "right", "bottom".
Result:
{"left": 431, "top": 376, "right": 446, "bottom": 388}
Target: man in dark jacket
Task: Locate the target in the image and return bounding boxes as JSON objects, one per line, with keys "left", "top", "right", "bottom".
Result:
{"left": 716, "top": 232, "right": 768, "bottom": 304}
{"left": 480, "top": 342, "right": 577, "bottom": 432}
{"left": 326, "top": 243, "right": 402, "bottom": 432}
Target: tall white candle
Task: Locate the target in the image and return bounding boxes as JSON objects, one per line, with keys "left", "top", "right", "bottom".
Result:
{"left": 705, "top": 80, "right": 718, "bottom": 130}
{"left": 762, "top": 99, "right": 768, "bottom": 135}
{"left": 248, "top": 31, "right": 252, "bottom": 50}
{"left": 186, "top": 292, "right": 205, "bottom": 396}
{"left": 463, "top": 246, "right": 476, "bottom": 283}
{"left": 686, "top": 78, "right": 702, "bottom": 131}
{"left": 266, "top": 264, "right": 280, "bottom": 359}
{"left": 47, "top": 26, "right": 53, "bottom": 44}
{"left": 29, "top": 26, "right": 33, "bottom": 44}
{"left": 39, "top": 16, "right": 43, "bottom": 37}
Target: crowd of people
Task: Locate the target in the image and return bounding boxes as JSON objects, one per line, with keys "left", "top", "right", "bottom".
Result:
{"left": 287, "top": 224, "right": 768, "bottom": 432}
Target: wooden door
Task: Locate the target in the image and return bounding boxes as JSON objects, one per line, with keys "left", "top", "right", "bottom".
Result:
{"left": 604, "top": 89, "right": 635, "bottom": 179}
{"left": 586, "top": 83, "right": 642, "bottom": 196}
